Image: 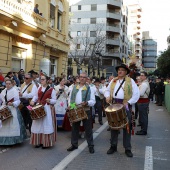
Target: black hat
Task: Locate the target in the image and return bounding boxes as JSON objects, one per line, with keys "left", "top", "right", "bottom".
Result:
{"left": 94, "top": 78, "right": 101, "bottom": 83}
{"left": 100, "top": 77, "right": 105, "bottom": 81}
{"left": 28, "top": 70, "right": 36, "bottom": 74}
{"left": 115, "top": 64, "right": 130, "bottom": 75}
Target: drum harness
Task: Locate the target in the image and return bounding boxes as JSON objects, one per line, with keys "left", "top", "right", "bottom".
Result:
{"left": 113, "top": 78, "right": 126, "bottom": 126}
{"left": 39, "top": 85, "right": 50, "bottom": 105}
{"left": 21, "top": 83, "right": 32, "bottom": 105}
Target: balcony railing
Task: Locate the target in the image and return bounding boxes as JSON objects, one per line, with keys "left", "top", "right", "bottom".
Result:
{"left": 106, "top": 25, "right": 120, "bottom": 33}
{"left": 108, "top": 0, "right": 122, "bottom": 7}
{"left": 0, "top": 0, "right": 47, "bottom": 31}
{"left": 107, "top": 12, "right": 121, "bottom": 21}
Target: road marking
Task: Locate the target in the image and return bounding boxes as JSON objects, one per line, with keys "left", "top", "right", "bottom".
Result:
{"left": 52, "top": 121, "right": 108, "bottom": 170}
{"left": 144, "top": 146, "right": 153, "bottom": 170}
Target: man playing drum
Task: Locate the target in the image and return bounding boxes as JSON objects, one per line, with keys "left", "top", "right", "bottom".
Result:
{"left": 105, "top": 64, "right": 139, "bottom": 157}
{"left": 67, "top": 72, "right": 96, "bottom": 154}
{"left": 19, "top": 73, "right": 38, "bottom": 133}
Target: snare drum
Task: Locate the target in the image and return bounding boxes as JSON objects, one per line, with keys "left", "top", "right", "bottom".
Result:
{"left": 67, "top": 105, "right": 88, "bottom": 123}
{"left": 30, "top": 105, "right": 46, "bottom": 120}
{"left": 105, "top": 104, "right": 128, "bottom": 130}
{"left": 0, "top": 105, "right": 12, "bottom": 121}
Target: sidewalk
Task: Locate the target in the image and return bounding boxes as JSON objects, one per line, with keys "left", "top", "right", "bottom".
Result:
{"left": 0, "top": 102, "right": 170, "bottom": 170}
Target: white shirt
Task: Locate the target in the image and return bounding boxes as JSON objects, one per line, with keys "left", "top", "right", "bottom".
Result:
{"left": 70, "top": 85, "right": 96, "bottom": 107}
{"left": 104, "top": 78, "right": 140, "bottom": 105}
{"left": 22, "top": 84, "right": 38, "bottom": 99}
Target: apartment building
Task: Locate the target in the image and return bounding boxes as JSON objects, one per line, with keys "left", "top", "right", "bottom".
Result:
{"left": 69, "top": 0, "right": 128, "bottom": 77}
{"left": 142, "top": 31, "right": 157, "bottom": 71}
{"left": 0, "top": 0, "right": 69, "bottom": 76}
{"left": 124, "top": 0, "right": 142, "bottom": 68}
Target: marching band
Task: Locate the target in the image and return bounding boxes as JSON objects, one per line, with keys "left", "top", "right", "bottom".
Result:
{"left": 0, "top": 64, "right": 151, "bottom": 158}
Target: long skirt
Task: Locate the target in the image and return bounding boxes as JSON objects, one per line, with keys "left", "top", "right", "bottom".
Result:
{"left": 0, "top": 108, "right": 27, "bottom": 145}
{"left": 30, "top": 106, "right": 57, "bottom": 147}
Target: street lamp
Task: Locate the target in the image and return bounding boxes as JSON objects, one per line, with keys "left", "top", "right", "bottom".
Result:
{"left": 95, "top": 51, "right": 102, "bottom": 78}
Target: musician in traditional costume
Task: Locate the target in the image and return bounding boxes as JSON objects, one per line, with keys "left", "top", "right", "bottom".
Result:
{"left": 19, "top": 73, "right": 38, "bottom": 133}
{"left": 136, "top": 71, "right": 150, "bottom": 135}
{"left": 105, "top": 64, "right": 140, "bottom": 157}
{"left": 54, "top": 78, "right": 69, "bottom": 127}
{"left": 30, "top": 75, "right": 57, "bottom": 149}
{"left": 0, "top": 79, "right": 27, "bottom": 145}
{"left": 67, "top": 72, "right": 96, "bottom": 154}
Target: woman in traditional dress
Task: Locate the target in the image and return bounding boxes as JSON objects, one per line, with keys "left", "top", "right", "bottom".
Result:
{"left": 0, "top": 79, "right": 27, "bottom": 145}
{"left": 30, "top": 75, "right": 57, "bottom": 148}
{"left": 54, "top": 78, "right": 69, "bottom": 127}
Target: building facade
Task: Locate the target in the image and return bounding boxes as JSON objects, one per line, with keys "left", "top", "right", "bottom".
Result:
{"left": 124, "top": 0, "right": 142, "bottom": 69}
{"left": 69, "top": 0, "right": 128, "bottom": 77}
{"left": 142, "top": 31, "right": 157, "bottom": 71}
{"left": 0, "top": 0, "right": 69, "bottom": 76}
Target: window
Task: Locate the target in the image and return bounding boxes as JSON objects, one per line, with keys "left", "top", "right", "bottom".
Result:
{"left": 90, "top": 31, "right": 96, "bottom": 37}
{"left": 77, "top": 44, "right": 80, "bottom": 49}
{"left": 50, "top": 4, "right": 55, "bottom": 28}
{"left": 57, "top": 11, "right": 62, "bottom": 31}
{"left": 91, "top": 4, "right": 97, "bottom": 11}
{"left": 78, "top": 5, "right": 81, "bottom": 10}
{"left": 77, "top": 18, "right": 81, "bottom": 23}
{"left": 77, "top": 31, "right": 81, "bottom": 36}
{"left": 90, "top": 18, "right": 96, "bottom": 24}
{"left": 50, "top": 58, "right": 56, "bottom": 75}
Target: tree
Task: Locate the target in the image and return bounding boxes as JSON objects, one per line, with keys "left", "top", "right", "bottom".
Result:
{"left": 69, "top": 23, "right": 106, "bottom": 75}
{"left": 157, "top": 48, "right": 170, "bottom": 77}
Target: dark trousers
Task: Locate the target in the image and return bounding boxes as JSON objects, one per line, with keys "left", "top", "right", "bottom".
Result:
{"left": 94, "top": 98, "right": 102, "bottom": 122}
{"left": 137, "top": 102, "right": 149, "bottom": 133}
{"left": 21, "top": 106, "right": 32, "bottom": 133}
{"left": 110, "top": 109, "right": 132, "bottom": 150}
{"left": 71, "top": 110, "right": 93, "bottom": 147}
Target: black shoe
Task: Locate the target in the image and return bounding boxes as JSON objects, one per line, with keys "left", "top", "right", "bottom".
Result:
{"left": 99, "top": 121, "right": 103, "bottom": 125}
{"left": 35, "top": 144, "right": 43, "bottom": 148}
{"left": 107, "top": 127, "right": 110, "bottom": 131}
{"left": 42, "top": 146, "right": 47, "bottom": 149}
{"left": 107, "top": 146, "right": 117, "bottom": 154}
{"left": 89, "top": 146, "right": 95, "bottom": 154}
{"left": 103, "top": 114, "right": 106, "bottom": 117}
{"left": 135, "top": 130, "right": 147, "bottom": 135}
{"left": 125, "top": 150, "right": 133, "bottom": 157}
{"left": 67, "top": 145, "right": 78, "bottom": 151}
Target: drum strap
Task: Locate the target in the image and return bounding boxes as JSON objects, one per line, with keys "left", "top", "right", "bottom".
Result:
{"left": 84, "top": 86, "right": 90, "bottom": 102}
{"left": 22, "top": 83, "right": 32, "bottom": 94}
{"left": 40, "top": 85, "right": 50, "bottom": 101}
{"left": 5, "top": 90, "right": 7, "bottom": 104}
{"left": 115, "top": 78, "right": 125, "bottom": 97}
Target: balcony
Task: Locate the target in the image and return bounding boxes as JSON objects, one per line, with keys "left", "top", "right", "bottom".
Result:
{"left": 105, "top": 50, "right": 120, "bottom": 58}
{"left": 106, "top": 38, "right": 120, "bottom": 46}
{"left": 137, "top": 17, "right": 141, "bottom": 24}
{"left": 107, "top": 12, "right": 121, "bottom": 21}
{"left": 0, "top": 0, "right": 47, "bottom": 34}
{"left": 135, "top": 35, "right": 141, "bottom": 40}
{"left": 108, "top": 0, "right": 122, "bottom": 8}
{"left": 135, "top": 41, "right": 141, "bottom": 46}
{"left": 106, "top": 24, "right": 120, "bottom": 33}
{"left": 137, "top": 11, "right": 141, "bottom": 18}
{"left": 137, "top": 23, "right": 141, "bottom": 29}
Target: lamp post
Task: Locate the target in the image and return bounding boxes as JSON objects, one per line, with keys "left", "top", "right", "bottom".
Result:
{"left": 95, "top": 51, "right": 102, "bottom": 78}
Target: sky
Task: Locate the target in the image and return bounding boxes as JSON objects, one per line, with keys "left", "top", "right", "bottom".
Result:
{"left": 68, "top": 0, "right": 170, "bottom": 53}
{"left": 139, "top": 0, "right": 170, "bottom": 53}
